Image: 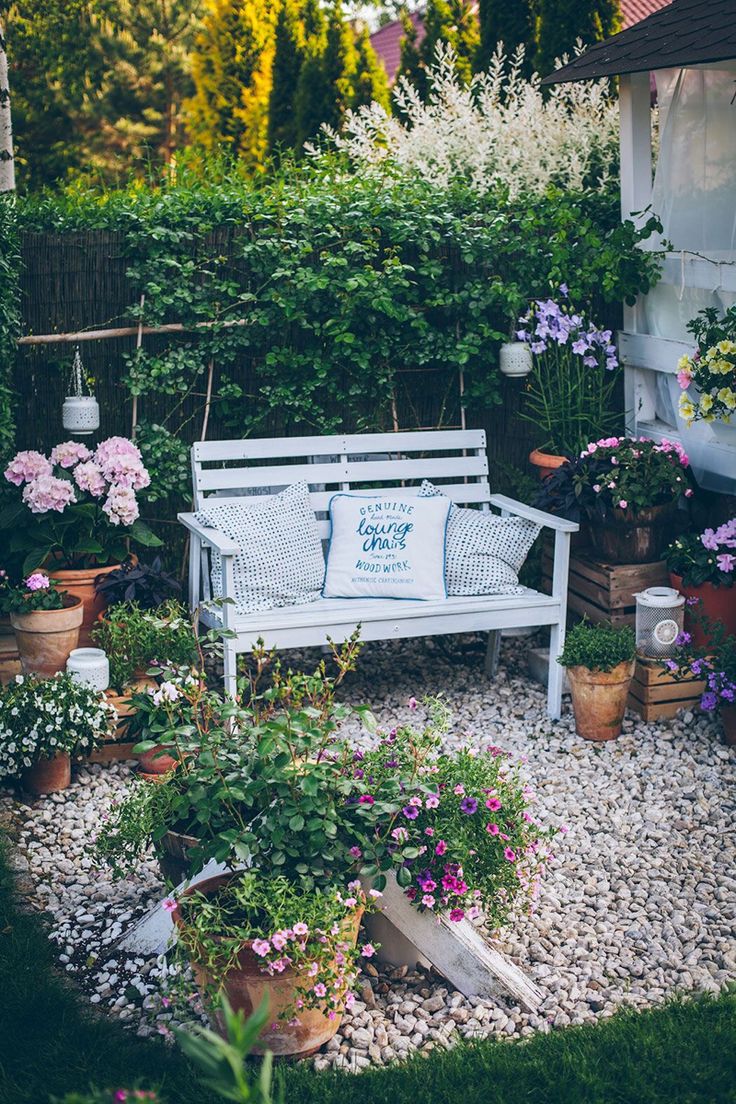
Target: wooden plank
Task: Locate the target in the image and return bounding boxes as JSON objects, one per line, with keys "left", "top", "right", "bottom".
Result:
{"left": 660, "top": 253, "right": 736, "bottom": 296}
{"left": 85, "top": 742, "right": 137, "bottom": 764}
{"left": 629, "top": 679, "right": 706, "bottom": 704}
{"left": 193, "top": 430, "right": 486, "bottom": 463}
{"left": 195, "top": 454, "right": 489, "bottom": 492}
{"left": 200, "top": 483, "right": 493, "bottom": 512}
{"left": 489, "top": 495, "right": 578, "bottom": 534}
{"left": 633, "top": 658, "right": 703, "bottom": 688}
{"left": 365, "top": 875, "right": 542, "bottom": 1012}
{"left": 627, "top": 696, "right": 700, "bottom": 722}
{"left": 566, "top": 590, "right": 633, "bottom": 626}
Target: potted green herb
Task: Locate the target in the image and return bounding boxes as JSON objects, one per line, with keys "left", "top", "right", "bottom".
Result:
{"left": 558, "top": 620, "right": 636, "bottom": 741}
{"left": 0, "top": 671, "right": 115, "bottom": 792}
{"left": 666, "top": 518, "right": 736, "bottom": 646}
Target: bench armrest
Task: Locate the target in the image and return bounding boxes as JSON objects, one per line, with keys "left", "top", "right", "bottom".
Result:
{"left": 178, "top": 512, "right": 240, "bottom": 555}
{"left": 488, "top": 495, "right": 579, "bottom": 533}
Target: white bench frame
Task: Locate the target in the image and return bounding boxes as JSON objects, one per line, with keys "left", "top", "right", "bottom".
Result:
{"left": 179, "top": 430, "right": 578, "bottom": 718}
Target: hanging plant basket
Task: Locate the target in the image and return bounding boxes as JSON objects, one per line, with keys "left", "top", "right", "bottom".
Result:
{"left": 62, "top": 346, "right": 100, "bottom": 437}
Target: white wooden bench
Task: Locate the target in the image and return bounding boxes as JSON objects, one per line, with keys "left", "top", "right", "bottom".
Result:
{"left": 179, "top": 430, "right": 578, "bottom": 717}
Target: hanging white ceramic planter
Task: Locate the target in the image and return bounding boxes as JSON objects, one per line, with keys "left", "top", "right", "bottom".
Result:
{"left": 62, "top": 346, "right": 100, "bottom": 436}
{"left": 499, "top": 341, "right": 533, "bottom": 379}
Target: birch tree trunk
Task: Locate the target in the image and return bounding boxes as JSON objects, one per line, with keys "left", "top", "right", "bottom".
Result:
{"left": 0, "top": 19, "right": 16, "bottom": 192}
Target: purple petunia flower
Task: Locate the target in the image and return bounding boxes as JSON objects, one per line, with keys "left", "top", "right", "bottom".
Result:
{"left": 402, "top": 805, "right": 419, "bottom": 820}
{"left": 459, "top": 796, "right": 478, "bottom": 815}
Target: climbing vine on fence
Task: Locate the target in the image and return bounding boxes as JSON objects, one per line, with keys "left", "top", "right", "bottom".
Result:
{"left": 16, "top": 161, "right": 663, "bottom": 509}
{"left": 0, "top": 195, "right": 20, "bottom": 464}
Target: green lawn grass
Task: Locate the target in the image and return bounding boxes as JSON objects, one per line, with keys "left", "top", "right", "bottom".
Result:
{"left": 0, "top": 836, "right": 734, "bottom": 1104}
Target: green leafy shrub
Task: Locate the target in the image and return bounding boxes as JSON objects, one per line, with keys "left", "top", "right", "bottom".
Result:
{"left": 91, "top": 600, "right": 197, "bottom": 693}
{"left": 558, "top": 619, "right": 636, "bottom": 672}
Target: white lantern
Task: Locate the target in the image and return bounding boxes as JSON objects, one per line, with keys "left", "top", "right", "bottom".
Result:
{"left": 66, "top": 647, "right": 110, "bottom": 692}
{"left": 634, "top": 587, "right": 685, "bottom": 659}
{"left": 62, "top": 346, "right": 99, "bottom": 436}
{"left": 499, "top": 341, "right": 533, "bottom": 378}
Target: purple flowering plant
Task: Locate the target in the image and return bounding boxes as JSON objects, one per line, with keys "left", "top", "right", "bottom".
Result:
{"left": 355, "top": 699, "right": 559, "bottom": 929}
{"left": 534, "top": 436, "right": 695, "bottom": 522}
{"left": 667, "top": 610, "right": 736, "bottom": 714}
{"left": 1, "top": 437, "right": 162, "bottom": 575}
{"left": 666, "top": 518, "right": 736, "bottom": 588}
{"left": 516, "top": 294, "right": 621, "bottom": 456}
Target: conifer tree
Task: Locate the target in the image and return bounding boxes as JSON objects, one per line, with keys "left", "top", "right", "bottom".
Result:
{"left": 397, "top": 0, "right": 479, "bottom": 98}
{"left": 268, "top": 0, "right": 306, "bottom": 155}
{"left": 476, "top": 0, "right": 534, "bottom": 73}
{"left": 186, "top": 0, "right": 277, "bottom": 169}
{"left": 534, "top": 0, "right": 620, "bottom": 78}
{"left": 352, "top": 25, "right": 389, "bottom": 110}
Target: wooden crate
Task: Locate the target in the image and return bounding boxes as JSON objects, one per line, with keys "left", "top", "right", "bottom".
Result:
{"left": 627, "top": 656, "right": 706, "bottom": 722}
{"left": 542, "top": 547, "right": 670, "bottom": 626}
{"left": 86, "top": 740, "right": 137, "bottom": 764}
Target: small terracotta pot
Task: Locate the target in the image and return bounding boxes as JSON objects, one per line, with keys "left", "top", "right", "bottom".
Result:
{"left": 173, "top": 873, "right": 362, "bottom": 1058}
{"left": 567, "top": 659, "right": 635, "bottom": 741}
{"left": 588, "top": 503, "right": 678, "bottom": 565}
{"left": 529, "top": 448, "right": 567, "bottom": 480}
{"left": 720, "top": 704, "right": 736, "bottom": 747}
{"left": 22, "top": 752, "right": 71, "bottom": 794}
{"left": 10, "top": 597, "right": 84, "bottom": 678}
{"left": 45, "top": 562, "right": 121, "bottom": 647}
{"left": 669, "top": 574, "right": 736, "bottom": 649}
{"left": 137, "top": 743, "right": 179, "bottom": 776}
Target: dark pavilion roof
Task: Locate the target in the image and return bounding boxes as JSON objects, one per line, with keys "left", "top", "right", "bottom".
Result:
{"left": 542, "top": 0, "right": 736, "bottom": 84}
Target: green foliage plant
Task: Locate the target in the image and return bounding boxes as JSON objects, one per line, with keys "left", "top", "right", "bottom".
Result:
{"left": 91, "top": 599, "right": 197, "bottom": 693}
{"left": 534, "top": 0, "right": 621, "bottom": 78}
{"left": 0, "top": 572, "right": 67, "bottom": 613}
{"left": 558, "top": 619, "right": 635, "bottom": 673}
{"left": 666, "top": 518, "right": 736, "bottom": 589}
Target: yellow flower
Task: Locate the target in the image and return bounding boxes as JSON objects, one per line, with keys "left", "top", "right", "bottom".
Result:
{"left": 678, "top": 393, "right": 695, "bottom": 422}
{"left": 713, "top": 358, "right": 734, "bottom": 375}
{"left": 717, "top": 387, "right": 736, "bottom": 410}
{"left": 677, "top": 354, "right": 692, "bottom": 371}
{"left": 716, "top": 339, "right": 736, "bottom": 355}
{"left": 700, "top": 393, "right": 714, "bottom": 413}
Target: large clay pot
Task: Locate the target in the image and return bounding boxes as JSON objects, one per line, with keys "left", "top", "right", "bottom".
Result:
{"left": 669, "top": 573, "right": 736, "bottom": 649}
{"left": 10, "top": 597, "right": 84, "bottom": 678}
{"left": 720, "top": 704, "right": 736, "bottom": 747}
{"left": 174, "top": 873, "right": 361, "bottom": 1058}
{"left": 46, "top": 563, "right": 121, "bottom": 647}
{"left": 529, "top": 448, "right": 567, "bottom": 480}
{"left": 588, "top": 503, "right": 679, "bottom": 565}
{"left": 22, "top": 751, "right": 71, "bottom": 794}
{"left": 567, "top": 659, "right": 635, "bottom": 741}
{"left": 137, "top": 743, "right": 179, "bottom": 777}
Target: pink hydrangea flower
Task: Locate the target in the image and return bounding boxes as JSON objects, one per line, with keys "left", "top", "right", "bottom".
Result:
{"left": 4, "top": 450, "right": 52, "bottom": 486}
{"left": 95, "top": 437, "right": 150, "bottom": 490}
{"left": 50, "top": 441, "right": 92, "bottom": 468}
{"left": 103, "top": 485, "right": 139, "bottom": 526}
{"left": 23, "top": 475, "right": 76, "bottom": 514}
{"left": 25, "top": 572, "right": 49, "bottom": 591}
{"left": 73, "top": 460, "right": 107, "bottom": 498}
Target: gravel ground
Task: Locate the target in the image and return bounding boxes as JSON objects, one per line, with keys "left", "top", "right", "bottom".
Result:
{"left": 2, "top": 634, "right": 735, "bottom": 1072}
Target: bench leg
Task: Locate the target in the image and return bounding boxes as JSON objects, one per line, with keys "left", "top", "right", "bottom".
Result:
{"left": 547, "top": 622, "right": 564, "bottom": 719}
{"left": 484, "top": 631, "right": 501, "bottom": 678}
{"left": 223, "top": 641, "right": 237, "bottom": 699}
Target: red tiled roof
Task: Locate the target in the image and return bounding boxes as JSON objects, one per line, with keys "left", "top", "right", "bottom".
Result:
{"left": 370, "top": 0, "right": 671, "bottom": 84}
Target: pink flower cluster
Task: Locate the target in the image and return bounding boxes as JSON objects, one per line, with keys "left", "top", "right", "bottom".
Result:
{"left": 4, "top": 437, "right": 150, "bottom": 525}
{"left": 701, "top": 517, "right": 736, "bottom": 572}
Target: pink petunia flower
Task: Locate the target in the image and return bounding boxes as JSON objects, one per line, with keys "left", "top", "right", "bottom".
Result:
{"left": 449, "top": 908, "right": 465, "bottom": 922}
{"left": 425, "top": 793, "right": 439, "bottom": 808}
{"left": 161, "top": 898, "right": 177, "bottom": 913}
{"left": 251, "top": 938, "right": 271, "bottom": 956}
{"left": 408, "top": 696, "right": 418, "bottom": 709}
{"left": 313, "top": 982, "right": 327, "bottom": 997}
{"left": 422, "top": 894, "right": 436, "bottom": 908}
{"left": 361, "top": 943, "right": 376, "bottom": 958}
{"left": 485, "top": 796, "right": 501, "bottom": 811}
{"left": 293, "top": 922, "right": 308, "bottom": 937}
{"left": 486, "top": 822, "right": 500, "bottom": 835}
{"left": 435, "top": 840, "right": 447, "bottom": 856}
{"left": 504, "top": 847, "right": 517, "bottom": 862}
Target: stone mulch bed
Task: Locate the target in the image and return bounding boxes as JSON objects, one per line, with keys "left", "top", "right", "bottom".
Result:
{"left": 1, "top": 636, "right": 734, "bottom": 1072}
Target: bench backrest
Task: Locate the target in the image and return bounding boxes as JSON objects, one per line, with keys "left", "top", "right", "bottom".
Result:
{"left": 192, "top": 430, "right": 491, "bottom": 540}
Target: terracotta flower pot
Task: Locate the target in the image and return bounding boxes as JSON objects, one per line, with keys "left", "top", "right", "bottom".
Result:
{"left": 529, "top": 448, "right": 567, "bottom": 480}
{"left": 669, "top": 573, "right": 736, "bottom": 649}
{"left": 10, "top": 597, "right": 84, "bottom": 678}
{"left": 0, "top": 616, "right": 21, "bottom": 686}
{"left": 22, "top": 751, "right": 71, "bottom": 794}
{"left": 137, "top": 744, "right": 179, "bottom": 777}
{"left": 174, "top": 873, "right": 362, "bottom": 1058}
{"left": 588, "top": 503, "right": 678, "bottom": 565}
{"left": 720, "top": 704, "right": 736, "bottom": 747}
{"left": 567, "top": 658, "right": 635, "bottom": 741}
{"left": 46, "top": 563, "right": 121, "bottom": 647}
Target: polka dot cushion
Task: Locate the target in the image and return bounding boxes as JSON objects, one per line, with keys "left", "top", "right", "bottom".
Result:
{"left": 418, "top": 480, "right": 540, "bottom": 595}
{"left": 195, "top": 481, "right": 325, "bottom": 615}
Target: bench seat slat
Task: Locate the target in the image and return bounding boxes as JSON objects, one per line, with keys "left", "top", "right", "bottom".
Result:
{"left": 194, "top": 429, "right": 486, "bottom": 463}
{"left": 195, "top": 454, "right": 488, "bottom": 492}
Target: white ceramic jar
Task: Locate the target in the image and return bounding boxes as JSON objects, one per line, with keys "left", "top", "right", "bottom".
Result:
{"left": 499, "top": 341, "right": 533, "bottom": 378}
{"left": 62, "top": 395, "right": 100, "bottom": 436}
{"left": 66, "top": 647, "right": 110, "bottom": 692}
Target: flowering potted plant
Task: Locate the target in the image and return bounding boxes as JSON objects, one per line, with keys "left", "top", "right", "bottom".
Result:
{"left": 666, "top": 518, "right": 736, "bottom": 646}
{"left": 557, "top": 620, "right": 636, "bottom": 741}
{"left": 677, "top": 305, "right": 736, "bottom": 441}
{"left": 0, "top": 671, "right": 115, "bottom": 793}
{"left": 2, "top": 573, "right": 83, "bottom": 677}
{"left": 534, "top": 436, "right": 694, "bottom": 563}
{"left": 515, "top": 294, "right": 621, "bottom": 476}
{"left": 172, "top": 873, "right": 374, "bottom": 1058}
{"left": 668, "top": 615, "right": 736, "bottom": 745}
{"left": 1, "top": 438, "right": 162, "bottom": 643}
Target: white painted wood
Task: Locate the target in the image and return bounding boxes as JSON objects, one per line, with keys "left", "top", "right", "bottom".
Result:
{"left": 637, "top": 419, "right": 736, "bottom": 483}
{"left": 547, "top": 530, "right": 571, "bottom": 719}
{"left": 185, "top": 431, "right": 575, "bottom": 717}
{"left": 659, "top": 252, "right": 736, "bottom": 295}
{"left": 117, "top": 859, "right": 228, "bottom": 956}
{"left": 618, "top": 331, "right": 694, "bottom": 375}
{"left": 366, "top": 875, "right": 543, "bottom": 1011}
{"left": 619, "top": 72, "right": 653, "bottom": 227}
